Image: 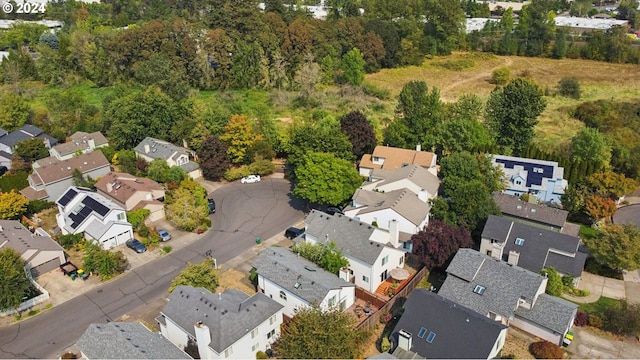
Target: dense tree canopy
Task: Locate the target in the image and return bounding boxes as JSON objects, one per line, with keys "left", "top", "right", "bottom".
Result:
{"left": 273, "top": 305, "right": 368, "bottom": 359}
{"left": 570, "top": 127, "right": 612, "bottom": 169}
{"left": 412, "top": 219, "right": 472, "bottom": 270}
{"left": 197, "top": 136, "right": 232, "bottom": 181}
{"left": 169, "top": 258, "right": 219, "bottom": 293}
{"left": 293, "top": 152, "right": 363, "bottom": 206}
{"left": 0, "top": 248, "right": 32, "bottom": 311}
{"left": 339, "top": 110, "right": 377, "bottom": 160}
{"left": 585, "top": 224, "right": 640, "bottom": 271}
{"left": 0, "top": 190, "right": 29, "bottom": 220}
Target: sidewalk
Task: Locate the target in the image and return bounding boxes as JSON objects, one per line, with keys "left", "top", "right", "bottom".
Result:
{"left": 564, "top": 271, "right": 626, "bottom": 304}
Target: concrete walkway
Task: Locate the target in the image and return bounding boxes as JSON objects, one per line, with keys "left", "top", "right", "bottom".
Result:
{"left": 564, "top": 272, "right": 626, "bottom": 304}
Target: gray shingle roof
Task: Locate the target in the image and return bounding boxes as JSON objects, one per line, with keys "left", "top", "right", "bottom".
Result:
{"left": 134, "top": 137, "right": 189, "bottom": 161}
{"left": 494, "top": 193, "right": 568, "bottom": 228}
{"left": 0, "top": 125, "right": 57, "bottom": 148}
{"left": 368, "top": 164, "right": 440, "bottom": 195}
{"left": 350, "top": 189, "right": 430, "bottom": 226}
{"left": 392, "top": 289, "right": 507, "bottom": 359}
{"left": 439, "top": 249, "right": 545, "bottom": 320}
{"left": 482, "top": 215, "right": 586, "bottom": 277}
{"left": 252, "top": 247, "right": 354, "bottom": 304}
{"left": 515, "top": 293, "right": 578, "bottom": 334}
{"left": 305, "top": 210, "right": 384, "bottom": 265}
{"left": 161, "top": 286, "right": 283, "bottom": 353}
{"left": 76, "top": 322, "right": 192, "bottom": 359}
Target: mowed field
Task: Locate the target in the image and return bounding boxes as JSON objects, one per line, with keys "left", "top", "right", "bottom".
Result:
{"left": 365, "top": 52, "right": 640, "bottom": 151}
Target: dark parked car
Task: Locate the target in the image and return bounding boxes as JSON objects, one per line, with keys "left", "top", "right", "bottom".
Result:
{"left": 285, "top": 227, "right": 304, "bottom": 239}
{"left": 126, "top": 239, "right": 147, "bottom": 253}
{"left": 326, "top": 207, "right": 344, "bottom": 216}
{"left": 208, "top": 198, "right": 216, "bottom": 214}
{"left": 0, "top": 166, "right": 7, "bottom": 177}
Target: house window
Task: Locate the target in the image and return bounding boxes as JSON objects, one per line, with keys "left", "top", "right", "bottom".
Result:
{"left": 515, "top": 180, "right": 522, "bottom": 185}
{"left": 279, "top": 291, "right": 287, "bottom": 301}
{"left": 417, "top": 327, "right": 427, "bottom": 338}
{"left": 269, "top": 315, "right": 277, "bottom": 325}
{"left": 426, "top": 332, "right": 436, "bottom": 343}
{"left": 515, "top": 237, "right": 525, "bottom": 246}
{"left": 328, "top": 295, "right": 337, "bottom": 308}
{"left": 117, "top": 213, "right": 125, "bottom": 221}
{"left": 224, "top": 347, "right": 233, "bottom": 358}
{"left": 267, "top": 329, "right": 276, "bottom": 339}
{"left": 473, "top": 284, "right": 486, "bottom": 295}
{"left": 252, "top": 343, "right": 259, "bottom": 352}
{"left": 362, "top": 276, "right": 369, "bottom": 283}
{"left": 381, "top": 255, "right": 388, "bottom": 266}
{"left": 399, "top": 256, "right": 404, "bottom": 265}
{"left": 251, "top": 328, "right": 259, "bottom": 339}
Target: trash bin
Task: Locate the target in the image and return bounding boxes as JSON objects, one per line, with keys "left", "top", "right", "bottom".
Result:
{"left": 256, "top": 237, "right": 261, "bottom": 244}
{"left": 70, "top": 273, "right": 76, "bottom": 281}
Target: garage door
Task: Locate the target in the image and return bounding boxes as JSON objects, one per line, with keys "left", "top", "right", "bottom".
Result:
{"left": 30, "top": 258, "right": 61, "bottom": 278}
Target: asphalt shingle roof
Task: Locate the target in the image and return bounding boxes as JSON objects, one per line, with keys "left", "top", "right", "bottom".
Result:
{"left": 76, "top": 322, "right": 191, "bottom": 359}
{"left": 439, "top": 249, "right": 545, "bottom": 320}
{"left": 305, "top": 210, "right": 384, "bottom": 265}
{"left": 161, "top": 286, "right": 283, "bottom": 353}
{"left": 134, "top": 137, "right": 189, "bottom": 161}
{"left": 392, "top": 289, "right": 507, "bottom": 359}
{"left": 349, "top": 189, "right": 430, "bottom": 226}
{"left": 252, "top": 247, "right": 354, "bottom": 304}
{"left": 28, "top": 151, "right": 110, "bottom": 184}
{"left": 515, "top": 293, "right": 578, "bottom": 334}
{"left": 367, "top": 164, "right": 440, "bottom": 195}
{"left": 360, "top": 146, "right": 436, "bottom": 172}
{"left": 494, "top": 193, "right": 568, "bottom": 228}
{"left": 52, "top": 131, "right": 108, "bottom": 156}
{"left": 482, "top": 215, "right": 586, "bottom": 277}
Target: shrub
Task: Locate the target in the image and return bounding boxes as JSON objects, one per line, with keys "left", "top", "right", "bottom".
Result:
{"left": 249, "top": 157, "right": 275, "bottom": 176}
{"left": 380, "top": 336, "right": 391, "bottom": 352}
{"left": 603, "top": 300, "right": 640, "bottom": 336}
{"left": 161, "top": 246, "right": 172, "bottom": 254}
{"left": 127, "top": 208, "right": 150, "bottom": 229}
{"left": 138, "top": 225, "right": 150, "bottom": 238}
{"left": 529, "top": 340, "right": 564, "bottom": 359}
{"left": 588, "top": 314, "right": 604, "bottom": 328}
{"left": 256, "top": 351, "right": 268, "bottom": 359}
{"left": 574, "top": 311, "right": 588, "bottom": 326}
{"left": 558, "top": 77, "right": 581, "bottom": 99}
{"left": 26, "top": 199, "right": 55, "bottom": 216}
{"left": 57, "top": 233, "right": 84, "bottom": 250}
{"left": 492, "top": 67, "right": 511, "bottom": 85}
{"left": 224, "top": 166, "right": 252, "bottom": 181}
{"left": 361, "top": 82, "right": 390, "bottom": 100}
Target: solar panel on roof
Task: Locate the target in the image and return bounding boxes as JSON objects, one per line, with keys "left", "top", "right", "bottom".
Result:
{"left": 58, "top": 188, "right": 77, "bottom": 206}
{"left": 82, "top": 196, "right": 110, "bottom": 216}
{"left": 495, "top": 159, "right": 556, "bottom": 187}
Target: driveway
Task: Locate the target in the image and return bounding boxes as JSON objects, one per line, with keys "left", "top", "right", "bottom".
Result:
{"left": 0, "top": 178, "right": 305, "bottom": 359}
{"left": 569, "top": 327, "right": 640, "bottom": 359}
{"left": 565, "top": 272, "right": 626, "bottom": 304}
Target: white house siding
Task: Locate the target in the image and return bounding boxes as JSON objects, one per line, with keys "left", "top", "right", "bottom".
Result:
{"left": 197, "top": 310, "right": 284, "bottom": 360}
{"left": 258, "top": 276, "right": 309, "bottom": 317}
{"left": 354, "top": 208, "right": 423, "bottom": 235}
{"left": 160, "top": 317, "right": 191, "bottom": 352}
{"left": 370, "top": 247, "right": 406, "bottom": 292}
{"left": 489, "top": 328, "right": 508, "bottom": 359}
{"left": 85, "top": 224, "right": 133, "bottom": 250}
{"left": 510, "top": 316, "right": 563, "bottom": 345}
{"left": 347, "top": 256, "right": 376, "bottom": 292}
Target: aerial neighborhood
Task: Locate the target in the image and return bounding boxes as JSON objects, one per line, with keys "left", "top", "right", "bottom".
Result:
{"left": 1, "top": 0, "right": 640, "bottom": 359}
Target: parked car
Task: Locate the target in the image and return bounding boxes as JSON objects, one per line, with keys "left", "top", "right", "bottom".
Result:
{"left": 284, "top": 227, "right": 304, "bottom": 239}
{"left": 126, "top": 239, "right": 147, "bottom": 253}
{"left": 157, "top": 229, "right": 171, "bottom": 242}
{"left": 241, "top": 175, "right": 261, "bottom": 184}
{"left": 0, "top": 166, "right": 7, "bottom": 177}
{"left": 208, "top": 198, "right": 216, "bottom": 214}
{"left": 326, "top": 207, "right": 344, "bottom": 216}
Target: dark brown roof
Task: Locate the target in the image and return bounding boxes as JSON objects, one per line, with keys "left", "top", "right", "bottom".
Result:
{"left": 30, "top": 151, "right": 109, "bottom": 184}
{"left": 493, "top": 193, "right": 568, "bottom": 228}
{"left": 94, "top": 172, "right": 163, "bottom": 204}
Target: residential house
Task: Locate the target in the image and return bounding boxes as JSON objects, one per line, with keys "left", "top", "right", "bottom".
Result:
{"left": 359, "top": 145, "right": 437, "bottom": 177}
{"left": 0, "top": 125, "right": 58, "bottom": 168}
{"left": 491, "top": 154, "right": 568, "bottom": 204}
{"left": 302, "top": 210, "right": 407, "bottom": 293}
{"left": 55, "top": 186, "right": 133, "bottom": 250}
{"left": 479, "top": 215, "right": 587, "bottom": 283}
{"left": 49, "top": 131, "right": 109, "bottom": 161}
{"left": 360, "top": 164, "right": 440, "bottom": 198}
{"left": 157, "top": 286, "right": 284, "bottom": 359}
{"left": 134, "top": 137, "right": 202, "bottom": 179}
{"left": 20, "top": 151, "right": 111, "bottom": 201}
{"left": 493, "top": 193, "right": 580, "bottom": 236}
{"left": 95, "top": 172, "right": 166, "bottom": 223}
{"left": 0, "top": 220, "right": 65, "bottom": 277}
{"left": 76, "top": 322, "right": 192, "bottom": 359}
{"left": 391, "top": 289, "right": 507, "bottom": 359}
{"left": 252, "top": 247, "right": 356, "bottom": 318}
{"left": 438, "top": 249, "right": 578, "bottom": 345}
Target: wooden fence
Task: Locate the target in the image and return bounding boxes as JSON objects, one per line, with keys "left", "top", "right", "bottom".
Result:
{"left": 356, "top": 266, "right": 427, "bottom": 330}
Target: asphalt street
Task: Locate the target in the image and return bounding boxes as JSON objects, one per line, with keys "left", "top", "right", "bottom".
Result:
{"left": 0, "top": 178, "right": 305, "bottom": 359}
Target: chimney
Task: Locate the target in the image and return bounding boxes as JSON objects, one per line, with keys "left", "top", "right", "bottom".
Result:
{"left": 508, "top": 250, "right": 520, "bottom": 266}
{"left": 389, "top": 219, "right": 399, "bottom": 248}
{"left": 418, "top": 189, "right": 428, "bottom": 202}
{"left": 416, "top": 144, "right": 421, "bottom": 152}
{"left": 106, "top": 183, "right": 113, "bottom": 192}
{"left": 398, "top": 329, "right": 412, "bottom": 351}
{"left": 144, "top": 144, "right": 150, "bottom": 153}
{"left": 87, "top": 138, "right": 95, "bottom": 149}
{"left": 528, "top": 193, "right": 537, "bottom": 204}
{"left": 194, "top": 321, "right": 211, "bottom": 357}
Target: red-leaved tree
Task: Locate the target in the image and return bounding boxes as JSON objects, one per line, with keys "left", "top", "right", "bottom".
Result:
{"left": 412, "top": 219, "right": 473, "bottom": 270}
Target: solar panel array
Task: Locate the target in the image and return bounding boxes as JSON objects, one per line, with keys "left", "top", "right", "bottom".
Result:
{"left": 58, "top": 188, "right": 77, "bottom": 207}
{"left": 67, "top": 194, "right": 112, "bottom": 229}
{"left": 83, "top": 196, "right": 110, "bottom": 216}
{"left": 495, "top": 158, "right": 555, "bottom": 187}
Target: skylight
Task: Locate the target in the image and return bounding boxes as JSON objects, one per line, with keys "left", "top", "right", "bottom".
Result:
{"left": 515, "top": 237, "right": 525, "bottom": 246}
{"left": 294, "top": 282, "right": 301, "bottom": 289}
{"left": 426, "top": 332, "right": 436, "bottom": 343}
{"left": 417, "top": 327, "right": 427, "bottom": 338}
{"left": 473, "top": 284, "right": 486, "bottom": 295}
